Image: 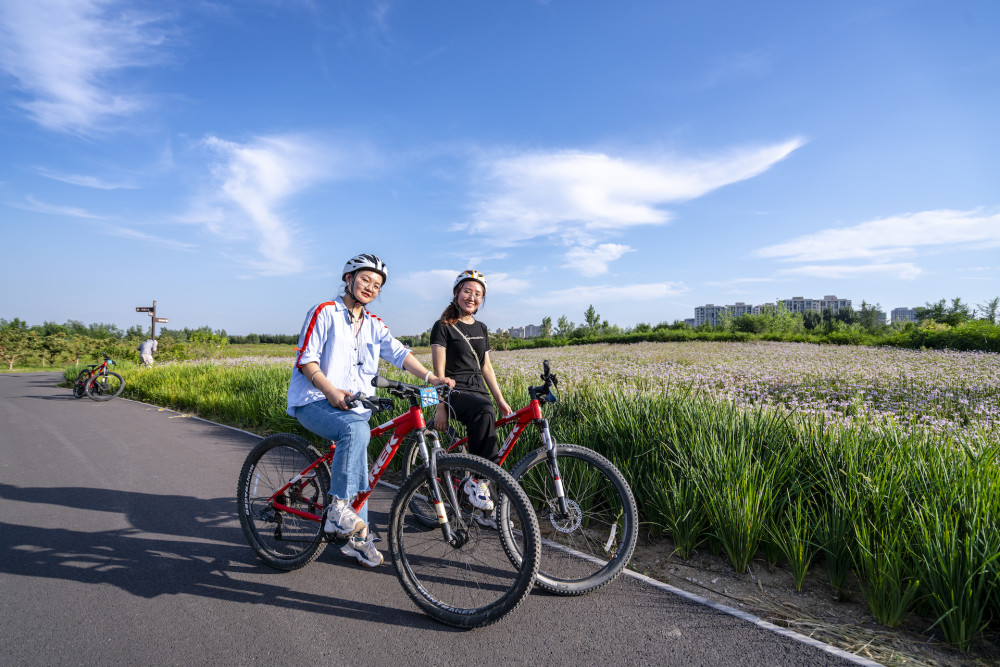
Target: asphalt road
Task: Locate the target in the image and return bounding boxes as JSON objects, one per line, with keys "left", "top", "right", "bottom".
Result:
{"left": 0, "top": 372, "right": 873, "bottom": 666}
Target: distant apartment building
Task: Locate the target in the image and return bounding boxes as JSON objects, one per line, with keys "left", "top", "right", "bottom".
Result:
{"left": 730, "top": 302, "right": 754, "bottom": 317}
{"left": 819, "top": 295, "right": 852, "bottom": 313}
{"left": 693, "top": 302, "right": 753, "bottom": 327}
{"left": 891, "top": 307, "right": 917, "bottom": 324}
{"left": 695, "top": 294, "right": 854, "bottom": 327}
{"left": 496, "top": 324, "right": 542, "bottom": 339}
{"left": 694, "top": 304, "right": 726, "bottom": 327}
{"left": 779, "top": 295, "right": 852, "bottom": 314}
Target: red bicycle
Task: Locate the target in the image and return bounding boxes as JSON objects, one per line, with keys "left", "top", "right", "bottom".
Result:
{"left": 73, "top": 354, "right": 125, "bottom": 401}
{"left": 236, "top": 377, "right": 541, "bottom": 629}
{"left": 401, "top": 360, "right": 638, "bottom": 596}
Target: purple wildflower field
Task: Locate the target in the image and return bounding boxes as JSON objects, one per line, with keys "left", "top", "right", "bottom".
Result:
{"left": 487, "top": 341, "right": 1000, "bottom": 445}
{"left": 171, "top": 341, "right": 1000, "bottom": 444}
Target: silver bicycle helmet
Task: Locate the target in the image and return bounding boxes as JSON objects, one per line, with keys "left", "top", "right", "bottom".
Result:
{"left": 453, "top": 269, "right": 487, "bottom": 294}
{"left": 342, "top": 253, "right": 388, "bottom": 284}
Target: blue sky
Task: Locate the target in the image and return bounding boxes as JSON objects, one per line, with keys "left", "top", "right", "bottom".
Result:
{"left": 1, "top": 0, "right": 998, "bottom": 336}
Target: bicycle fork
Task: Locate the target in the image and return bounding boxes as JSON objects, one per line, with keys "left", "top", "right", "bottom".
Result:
{"left": 538, "top": 418, "right": 571, "bottom": 518}
{"left": 417, "top": 430, "right": 463, "bottom": 546}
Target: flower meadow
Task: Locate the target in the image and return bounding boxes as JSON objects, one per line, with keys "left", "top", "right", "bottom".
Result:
{"left": 81, "top": 340, "right": 1000, "bottom": 653}
{"left": 487, "top": 341, "right": 1000, "bottom": 447}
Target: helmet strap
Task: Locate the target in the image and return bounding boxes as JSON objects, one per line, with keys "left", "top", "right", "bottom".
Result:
{"left": 343, "top": 274, "right": 365, "bottom": 320}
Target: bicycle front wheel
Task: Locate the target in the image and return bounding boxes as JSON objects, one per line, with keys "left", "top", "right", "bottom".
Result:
{"left": 389, "top": 453, "right": 540, "bottom": 628}
{"left": 86, "top": 371, "right": 124, "bottom": 401}
{"left": 505, "top": 444, "right": 638, "bottom": 596}
{"left": 237, "top": 434, "right": 330, "bottom": 571}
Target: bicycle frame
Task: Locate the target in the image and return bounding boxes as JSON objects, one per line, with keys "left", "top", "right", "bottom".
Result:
{"left": 446, "top": 392, "right": 570, "bottom": 516}
{"left": 268, "top": 397, "right": 462, "bottom": 541}
{"left": 83, "top": 358, "right": 110, "bottom": 381}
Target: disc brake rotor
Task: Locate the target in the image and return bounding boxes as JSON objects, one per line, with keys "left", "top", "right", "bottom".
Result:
{"left": 547, "top": 498, "right": 582, "bottom": 533}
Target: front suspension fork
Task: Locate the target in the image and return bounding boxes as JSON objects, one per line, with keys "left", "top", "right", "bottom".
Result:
{"left": 539, "top": 419, "right": 570, "bottom": 517}
{"left": 419, "top": 430, "right": 460, "bottom": 544}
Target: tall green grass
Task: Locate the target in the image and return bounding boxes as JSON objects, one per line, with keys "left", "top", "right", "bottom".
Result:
{"left": 69, "top": 359, "right": 1000, "bottom": 651}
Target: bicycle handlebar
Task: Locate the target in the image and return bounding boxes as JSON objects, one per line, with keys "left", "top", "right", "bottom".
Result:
{"left": 373, "top": 375, "right": 403, "bottom": 390}
{"left": 372, "top": 375, "right": 450, "bottom": 398}
{"left": 345, "top": 391, "right": 395, "bottom": 413}
{"left": 528, "top": 359, "right": 558, "bottom": 401}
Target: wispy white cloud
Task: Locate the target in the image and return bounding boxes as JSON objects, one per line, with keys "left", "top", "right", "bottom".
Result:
{"left": 524, "top": 282, "right": 688, "bottom": 308}
{"left": 10, "top": 194, "right": 196, "bottom": 251}
{"left": 705, "top": 277, "right": 776, "bottom": 287}
{"left": 0, "top": 0, "right": 171, "bottom": 133}
{"left": 105, "top": 224, "right": 196, "bottom": 251}
{"left": 399, "top": 269, "right": 530, "bottom": 300}
{"left": 563, "top": 243, "right": 633, "bottom": 277}
{"left": 463, "top": 139, "right": 804, "bottom": 276}
{"left": 399, "top": 269, "right": 457, "bottom": 299}
{"left": 196, "top": 134, "right": 339, "bottom": 276}
{"left": 755, "top": 209, "right": 1000, "bottom": 263}
{"left": 778, "top": 263, "right": 922, "bottom": 280}
{"left": 701, "top": 50, "right": 771, "bottom": 89}
{"left": 485, "top": 272, "right": 531, "bottom": 295}
{"left": 34, "top": 167, "right": 136, "bottom": 190}
{"left": 14, "top": 194, "right": 104, "bottom": 219}
{"left": 465, "top": 140, "right": 804, "bottom": 244}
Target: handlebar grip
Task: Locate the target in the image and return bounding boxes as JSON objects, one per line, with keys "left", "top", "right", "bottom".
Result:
{"left": 372, "top": 375, "right": 402, "bottom": 390}
{"left": 345, "top": 391, "right": 363, "bottom": 409}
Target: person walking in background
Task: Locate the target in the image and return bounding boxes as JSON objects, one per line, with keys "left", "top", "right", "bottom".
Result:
{"left": 430, "top": 270, "right": 512, "bottom": 520}
{"left": 287, "top": 253, "right": 453, "bottom": 568}
{"left": 137, "top": 338, "right": 157, "bottom": 365}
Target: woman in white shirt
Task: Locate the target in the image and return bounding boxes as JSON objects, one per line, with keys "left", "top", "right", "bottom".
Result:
{"left": 288, "top": 253, "right": 452, "bottom": 567}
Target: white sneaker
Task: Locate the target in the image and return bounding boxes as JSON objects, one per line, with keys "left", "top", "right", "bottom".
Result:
{"left": 340, "top": 534, "right": 383, "bottom": 567}
{"left": 463, "top": 477, "right": 494, "bottom": 511}
{"left": 324, "top": 500, "right": 365, "bottom": 538}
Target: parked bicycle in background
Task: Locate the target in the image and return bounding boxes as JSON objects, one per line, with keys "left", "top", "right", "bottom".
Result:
{"left": 73, "top": 354, "right": 125, "bottom": 401}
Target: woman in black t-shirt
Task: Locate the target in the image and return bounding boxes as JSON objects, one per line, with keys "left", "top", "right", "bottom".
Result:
{"left": 431, "top": 270, "right": 512, "bottom": 512}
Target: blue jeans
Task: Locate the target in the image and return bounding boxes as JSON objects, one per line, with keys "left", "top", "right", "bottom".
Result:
{"left": 294, "top": 400, "right": 371, "bottom": 525}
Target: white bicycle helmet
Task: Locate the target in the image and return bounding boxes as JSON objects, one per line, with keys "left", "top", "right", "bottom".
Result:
{"left": 453, "top": 269, "right": 487, "bottom": 294}
{"left": 342, "top": 253, "right": 388, "bottom": 284}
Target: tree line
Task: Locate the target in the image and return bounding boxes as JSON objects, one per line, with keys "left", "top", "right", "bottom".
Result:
{"left": 3, "top": 296, "right": 998, "bottom": 369}
{"left": 0, "top": 319, "right": 271, "bottom": 370}
{"left": 486, "top": 296, "right": 1000, "bottom": 353}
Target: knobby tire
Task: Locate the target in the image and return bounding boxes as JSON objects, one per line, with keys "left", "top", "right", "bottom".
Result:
{"left": 504, "top": 443, "right": 638, "bottom": 596}
{"left": 237, "top": 433, "right": 331, "bottom": 571}
{"left": 86, "top": 371, "right": 124, "bottom": 401}
{"left": 389, "top": 452, "right": 540, "bottom": 628}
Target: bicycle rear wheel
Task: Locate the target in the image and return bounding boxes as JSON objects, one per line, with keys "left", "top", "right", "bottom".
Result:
{"left": 86, "top": 371, "right": 124, "bottom": 401}
{"left": 389, "top": 453, "right": 540, "bottom": 628}
{"left": 237, "top": 433, "right": 330, "bottom": 571}
{"left": 73, "top": 369, "right": 91, "bottom": 398}
{"left": 504, "top": 444, "right": 638, "bottom": 596}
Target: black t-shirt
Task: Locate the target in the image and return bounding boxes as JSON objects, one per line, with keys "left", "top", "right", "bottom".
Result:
{"left": 430, "top": 319, "right": 491, "bottom": 394}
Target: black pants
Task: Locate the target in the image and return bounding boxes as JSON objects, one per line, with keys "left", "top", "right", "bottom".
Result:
{"left": 450, "top": 390, "right": 499, "bottom": 463}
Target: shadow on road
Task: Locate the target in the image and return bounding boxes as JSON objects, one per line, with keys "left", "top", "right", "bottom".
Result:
{"left": 0, "top": 483, "right": 446, "bottom": 631}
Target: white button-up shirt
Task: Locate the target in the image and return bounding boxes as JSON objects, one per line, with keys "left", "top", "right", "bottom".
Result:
{"left": 286, "top": 297, "right": 411, "bottom": 417}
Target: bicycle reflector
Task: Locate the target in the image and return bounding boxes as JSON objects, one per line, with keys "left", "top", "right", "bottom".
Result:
{"left": 419, "top": 387, "right": 439, "bottom": 407}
